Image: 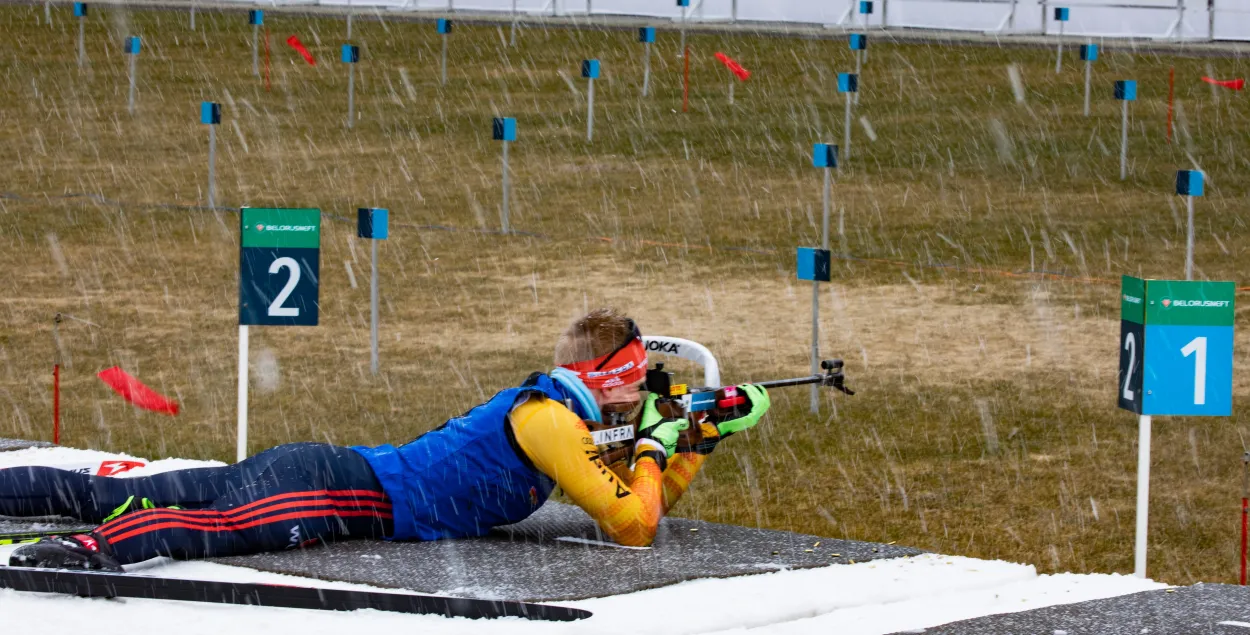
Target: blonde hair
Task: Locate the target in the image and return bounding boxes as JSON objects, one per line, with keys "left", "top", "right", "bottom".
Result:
{"left": 554, "top": 308, "right": 635, "bottom": 365}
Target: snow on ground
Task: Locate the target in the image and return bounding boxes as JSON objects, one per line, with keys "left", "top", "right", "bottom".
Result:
{"left": 0, "top": 447, "right": 1168, "bottom": 635}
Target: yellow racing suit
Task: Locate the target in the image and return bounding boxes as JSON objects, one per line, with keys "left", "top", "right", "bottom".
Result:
{"left": 509, "top": 395, "right": 718, "bottom": 547}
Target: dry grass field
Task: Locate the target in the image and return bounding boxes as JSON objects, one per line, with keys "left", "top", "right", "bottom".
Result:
{"left": 1, "top": 1, "right": 1249, "bottom": 584}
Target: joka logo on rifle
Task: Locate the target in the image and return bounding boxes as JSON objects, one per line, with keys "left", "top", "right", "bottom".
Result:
{"left": 646, "top": 340, "right": 681, "bottom": 354}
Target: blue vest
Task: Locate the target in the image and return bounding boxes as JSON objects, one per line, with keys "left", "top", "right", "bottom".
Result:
{"left": 351, "top": 373, "right": 591, "bottom": 541}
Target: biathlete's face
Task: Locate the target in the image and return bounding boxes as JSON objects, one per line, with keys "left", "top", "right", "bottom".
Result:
{"left": 591, "top": 379, "right": 647, "bottom": 409}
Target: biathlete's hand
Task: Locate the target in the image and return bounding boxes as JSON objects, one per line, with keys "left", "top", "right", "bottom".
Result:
{"left": 636, "top": 393, "right": 688, "bottom": 458}
{"left": 716, "top": 384, "right": 771, "bottom": 436}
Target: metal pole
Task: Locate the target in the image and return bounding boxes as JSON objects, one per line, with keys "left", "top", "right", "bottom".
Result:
{"left": 855, "top": 51, "right": 863, "bottom": 105}
{"left": 207, "top": 125, "right": 216, "bottom": 209}
{"left": 812, "top": 168, "right": 832, "bottom": 414}
{"left": 1083, "top": 46, "right": 1092, "bottom": 116}
{"left": 1056, "top": 21, "right": 1064, "bottom": 74}
{"left": 1120, "top": 99, "right": 1128, "bottom": 180}
{"left": 1209, "top": 0, "right": 1216, "bottom": 41}
{"left": 501, "top": 141, "right": 511, "bottom": 234}
{"left": 680, "top": 7, "right": 687, "bottom": 58}
{"left": 441, "top": 34, "right": 448, "bottom": 85}
{"left": 1008, "top": 0, "right": 1016, "bottom": 31}
{"left": 728, "top": 80, "right": 734, "bottom": 105}
{"left": 370, "top": 238, "right": 379, "bottom": 374}
{"left": 253, "top": 24, "right": 260, "bottom": 76}
{"left": 1176, "top": 0, "right": 1183, "bottom": 40}
{"left": 642, "top": 42, "right": 651, "bottom": 97}
{"left": 190, "top": 3, "right": 195, "bottom": 30}
{"left": 844, "top": 93, "right": 852, "bottom": 162}
{"left": 1134, "top": 414, "right": 1152, "bottom": 578}
{"left": 1241, "top": 451, "right": 1248, "bottom": 586}
{"left": 510, "top": 0, "right": 517, "bottom": 46}
{"left": 1185, "top": 195, "right": 1194, "bottom": 280}
{"left": 128, "top": 54, "right": 136, "bottom": 115}
{"left": 347, "top": 63, "right": 356, "bottom": 129}
{"left": 810, "top": 279, "right": 819, "bottom": 413}
{"left": 347, "top": 12, "right": 354, "bottom": 39}
{"left": 237, "top": 324, "right": 249, "bottom": 462}
{"left": 587, "top": 77, "right": 595, "bottom": 141}
{"left": 45, "top": 1, "right": 51, "bottom": 25}
{"left": 78, "top": 19, "right": 85, "bottom": 69}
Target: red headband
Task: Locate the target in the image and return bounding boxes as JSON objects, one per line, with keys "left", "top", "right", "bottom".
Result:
{"left": 559, "top": 338, "right": 648, "bottom": 390}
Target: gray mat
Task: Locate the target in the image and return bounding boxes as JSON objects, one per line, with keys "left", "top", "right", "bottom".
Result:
{"left": 214, "top": 501, "right": 923, "bottom": 602}
{"left": 0, "top": 438, "right": 52, "bottom": 452}
{"left": 901, "top": 583, "right": 1250, "bottom": 634}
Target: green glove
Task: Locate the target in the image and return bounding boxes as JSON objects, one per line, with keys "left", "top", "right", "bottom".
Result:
{"left": 716, "top": 384, "right": 771, "bottom": 436}
{"left": 637, "top": 393, "right": 689, "bottom": 458}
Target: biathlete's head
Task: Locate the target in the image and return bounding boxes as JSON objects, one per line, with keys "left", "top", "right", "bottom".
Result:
{"left": 554, "top": 308, "right": 647, "bottom": 409}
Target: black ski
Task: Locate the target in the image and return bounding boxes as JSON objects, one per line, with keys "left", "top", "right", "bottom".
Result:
{"left": 0, "top": 566, "right": 591, "bottom": 621}
{"left": 0, "top": 528, "right": 95, "bottom": 546}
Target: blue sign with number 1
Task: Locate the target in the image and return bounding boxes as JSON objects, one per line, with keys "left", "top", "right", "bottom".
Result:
{"left": 1143, "top": 324, "right": 1233, "bottom": 416}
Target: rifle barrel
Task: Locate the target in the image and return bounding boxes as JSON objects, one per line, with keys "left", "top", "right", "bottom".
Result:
{"left": 755, "top": 375, "right": 825, "bottom": 390}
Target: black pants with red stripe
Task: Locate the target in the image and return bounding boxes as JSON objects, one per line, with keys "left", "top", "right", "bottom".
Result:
{"left": 0, "top": 443, "right": 393, "bottom": 565}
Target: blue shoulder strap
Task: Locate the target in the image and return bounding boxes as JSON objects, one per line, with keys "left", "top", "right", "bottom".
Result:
{"left": 547, "top": 368, "right": 602, "bottom": 423}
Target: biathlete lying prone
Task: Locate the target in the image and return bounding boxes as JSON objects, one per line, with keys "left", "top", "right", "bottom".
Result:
{"left": 1, "top": 308, "right": 770, "bottom": 570}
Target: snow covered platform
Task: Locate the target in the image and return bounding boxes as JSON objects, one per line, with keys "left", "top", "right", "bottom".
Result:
{"left": 0, "top": 444, "right": 1200, "bottom": 634}
{"left": 213, "top": 500, "right": 923, "bottom": 601}
{"left": 905, "top": 582, "right": 1250, "bottom": 634}
{"left": 0, "top": 438, "right": 51, "bottom": 452}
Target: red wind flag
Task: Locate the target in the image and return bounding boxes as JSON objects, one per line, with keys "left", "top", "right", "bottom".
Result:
{"left": 286, "top": 35, "right": 317, "bottom": 66}
{"left": 1201, "top": 76, "right": 1244, "bottom": 91}
{"left": 715, "top": 52, "right": 751, "bottom": 81}
{"left": 97, "top": 367, "right": 180, "bottom": 416}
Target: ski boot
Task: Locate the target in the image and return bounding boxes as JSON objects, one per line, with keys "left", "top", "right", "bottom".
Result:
{"left": 8, "top": 534, "right": 123, "bottom": 572}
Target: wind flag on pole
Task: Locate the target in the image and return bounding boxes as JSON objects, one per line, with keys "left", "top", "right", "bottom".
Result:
{"left": 1201, "top": 76, "right": 1244, "bottom": 91}
{"left": 714, "top": 52, "right": 751, "bottom": 81}
{"left": 286, "top": 35, "right": 316, "bottom": 66}
{"left": 97, "top": 367, "right": 180, "bottom": 415}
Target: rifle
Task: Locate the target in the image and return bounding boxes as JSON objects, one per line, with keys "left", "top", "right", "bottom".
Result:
{"left": 588, "top": 359, "right": 854, "bottom": 467}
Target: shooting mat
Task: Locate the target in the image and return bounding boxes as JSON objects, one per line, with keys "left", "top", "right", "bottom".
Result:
{"left": 213, "top": 501, "right": 923, "bottom": 602}
{"left": 0, "top": 438, "right": 52, "bottom": 452}
{"left": 899, "top": 583, "right": 1250, "bottom": 634}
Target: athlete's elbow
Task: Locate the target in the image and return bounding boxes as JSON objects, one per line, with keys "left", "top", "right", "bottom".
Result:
{"left": 612, "top": 522, "right": 658, "bottom": 547}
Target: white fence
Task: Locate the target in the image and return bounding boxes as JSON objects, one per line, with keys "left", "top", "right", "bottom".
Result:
{"left": 226, "top": 0, "right": 1244, "bottom": 41}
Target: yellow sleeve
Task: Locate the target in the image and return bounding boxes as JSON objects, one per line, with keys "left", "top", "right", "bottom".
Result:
{"left": 659, "top": 423, "right": 719, "bottom": 514}
{"left": 510, "top": 396, "right": 665, "bottom": 547}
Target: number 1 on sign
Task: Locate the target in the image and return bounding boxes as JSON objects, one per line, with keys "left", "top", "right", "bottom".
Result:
{"left": 1181, "top": 336, "right": 1207, "bottom": 405}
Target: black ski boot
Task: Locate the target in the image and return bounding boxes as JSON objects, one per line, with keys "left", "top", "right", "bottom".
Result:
{"left": 8, "top": 534, "right": 122, "bottom": 572}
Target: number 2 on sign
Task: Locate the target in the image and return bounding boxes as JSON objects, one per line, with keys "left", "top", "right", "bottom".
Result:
{"left": 268, "top": 257, "right": 301, "bottom": 317}
{"left": 1181, "top": 336, "right": 1207, "bottom": 405}
{"left": 1121, "top": 332, "right": 1136, "bottom": 401}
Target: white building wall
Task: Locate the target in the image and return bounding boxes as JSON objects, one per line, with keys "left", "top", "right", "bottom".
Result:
{"left": 233, "top": 0, "right": 1246, "bottom": 41}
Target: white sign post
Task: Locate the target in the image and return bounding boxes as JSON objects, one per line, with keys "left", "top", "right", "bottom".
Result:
{"left": 801, "top": 144, "right": 838, "bottom": 414}
{"left": 237, "top": 209, "right": 322, "bottom": 461}
{"left": 1118, "top": 271, "right": 1234, "bottom": 579}
{"left": 493, "top": 118, "right": 517, "bottom": 234}
{"left": 1115, "top": 80, "right": 1136, "bottom": 181}
{"left": 639, "top": 27, "right": 655, "bottom": 97}
{"left": 1053, "top": 7, "right": 1069, "bottom": 73}
{"left": 201, "top": 102, "right": 221, "bottom": 209}
{"left": 357, "top": 209, "right": 389, "bottom": 375}
{"left": 124, "top": 36, "right": 140, "bottom": 115}
{"left": 582, "top": 60, "right": 600, "bottom": 142}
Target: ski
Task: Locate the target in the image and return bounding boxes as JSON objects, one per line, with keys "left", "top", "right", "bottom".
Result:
{"left": 0, "top": 566, "right": 592, "bottom": 621}
{"left": 0, "top": 528, "right": 95, "bottom": 546}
